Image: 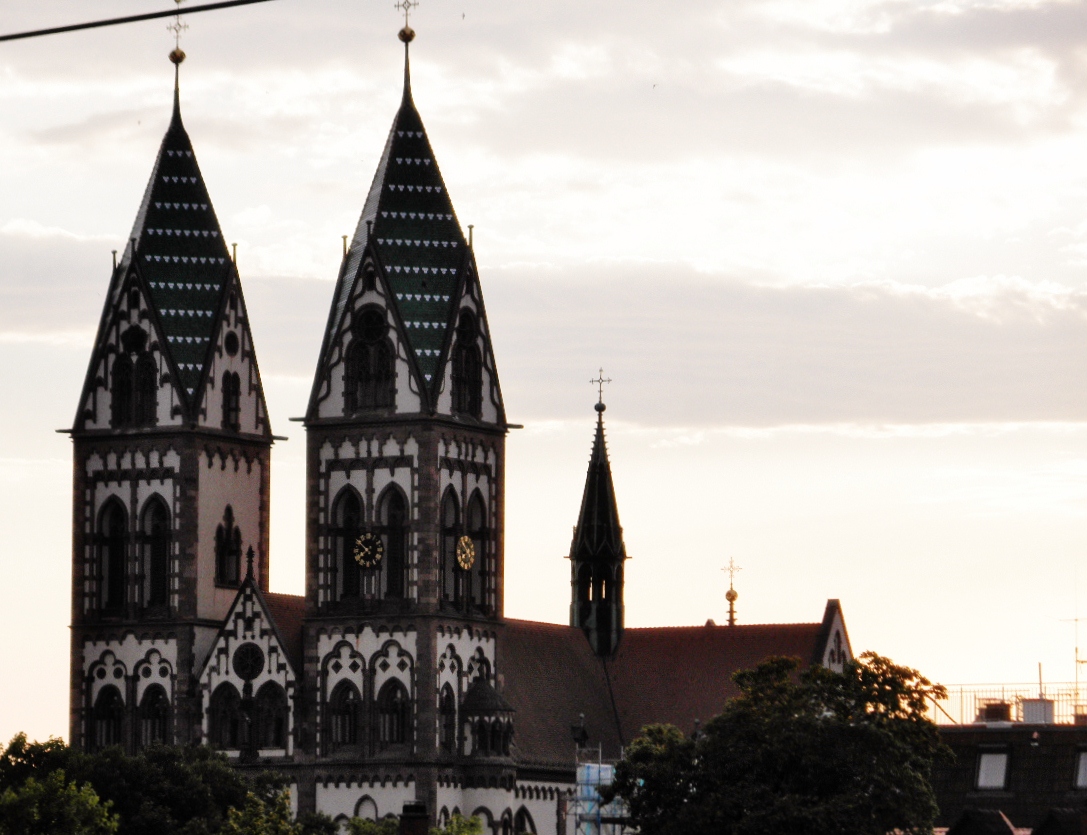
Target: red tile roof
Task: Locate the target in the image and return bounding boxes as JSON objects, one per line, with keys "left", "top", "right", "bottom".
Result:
{"left": 263, "top": 591, "right": 305, "bottom": 674}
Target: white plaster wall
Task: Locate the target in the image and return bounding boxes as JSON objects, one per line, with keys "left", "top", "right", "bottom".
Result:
{"left": 316, "top": 781, "right": 416, "bottom": 822}
{"left": 84, "top": 635, "right": 178, "bottom": 706}
{"left": 197, "top": 454, "right": 264, "bottom": 620}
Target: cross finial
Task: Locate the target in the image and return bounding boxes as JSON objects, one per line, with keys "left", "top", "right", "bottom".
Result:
{"left": 723, "top": 557, "right": 742, "bottom": 590}
{"left": 167, "top": 0, "right": 188, "bottom": 51}
{"left": 395, "top": 0, "right": 418, "bottom": 28}
{"left": 590, "top": 368, "right": 612, "bottom": 407}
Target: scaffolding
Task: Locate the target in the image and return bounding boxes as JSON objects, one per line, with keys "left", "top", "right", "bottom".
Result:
{"left": 567, "top": 747, "right": 628, "bottom": 835}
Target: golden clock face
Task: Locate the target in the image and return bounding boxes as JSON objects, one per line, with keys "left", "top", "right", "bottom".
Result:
{"left": 353, "top": 532, "right": 384, "bottom": 568}
{"left": 456, "top": 535, "right": 476, "bottom": 570}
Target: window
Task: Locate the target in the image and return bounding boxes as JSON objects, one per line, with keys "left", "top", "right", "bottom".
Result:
{"left": 451, "top": 310, "right": 482, "bottom": 417}
{"left": 141, "top": 498, "right": 170, "bottom": 608}
{"left": 99, "top": 500, "right": 127, "bottom": 613}
{"left": 376, "top": 680, "right": 410, "bottom": 749}
{"left": 92, "top": 686, "right": 124, "bottom": 751}
{"left": 111, "top": 327, "right": 157, "bottom": 428}
{"left": 378, "top": 487, "right": 407, "bottom": 599}
{"left": 255, "top": 683, "right": 289, "bottom": 749}
{"left": 329, "top": 681, "right": 361, "bottom": 748}
{"left": 344, "top": 308, "right": 395, "bottom": 413}
{"left": 976, "top": 751, "right": 1009, "bottom": 790}
{"left": 1076, "top": 751, "right": 1087, "bottom": 789}
{"left": 439, "top": 685, "right": 456, "bottom": 753}
{"left": 514, "top": 809, "right": 536, "bottom": 835}
{"left": 110, "top": 354, "right": 133, "bottom": 428}
{"left": 467, "top": 491, "right": 487, "bottom": 611}
{"left": 222, "top": 371, "right": 241, "bottom": 431}
{"left": 138, "top": 685, "right": 170, "bottom": 748}
{"left": 215, "top": 506, "right": 242, "bottom": 587}
{"left": 332, "top": 489, "right": 362, "bottom": 599}
{"left": 209, "top": 683, "right": 243, "bottom": 749}
{"left": 440, "top": 490, "right": 459, "bottom": 604}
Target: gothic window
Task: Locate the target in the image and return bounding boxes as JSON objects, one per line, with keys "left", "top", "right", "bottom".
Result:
{"left": 209, "top": 683, "right": 244, "bottom": 749}
{"left": 501, "top": 812, "right": 513, "bottom": 835}
{"left": 222, "top": 371, "right": 241, "bottom": 431}
{"left": 577, "top": 565, "right": 592, "bottom": 622}
{"left": 467, "top": 490, "right": 488, "bottom": 612}
{"left": 514, "top": 809, "right": 536, "bottom": 835}
{"left": 255, "top": 682, "right": 289, "bottom": 749}
{"left": 440, "top": 490, "right": 459, "bottom": 604}
{"left": 328, "top": 681, "right": 361, "bottom": 748}
{"left": 141, "top": 498, "right": 170, "bottom": 608}
{"left": 332, "top": 489, "right": 362, "bottom": 599}
{"left": 112, "top": 327, "right": 157, "bottom": 428}
{"left": 110, "top": 353, "right": 133, "bottom": 428}
{"left": 376, "top": 680, "right": 410, "bottom": 750}
{"left": 134, "top": 352, "right": 158, "bottom": 426}
{"left": 215, "top": 506, "right": 242, "bottom": 587}
{"left": 439, "top": 685, "right": 456, "bottom": 754}
{"left": 138, "top": 685, "right": 170, "bottom": 748}
{"left": 378, "top": 487, "right": 407, "bottom": 599}
{"left": 344, "top": 308, "right": 395, "bottom": 413}
{"left": 91, "top": 686, "right": 124, "bottom": 751}
{"left": 98, "top": 500, "right": 127, "bottom": 613}
{"left": 451, "top": 310, "right": 482, "bottom": 418}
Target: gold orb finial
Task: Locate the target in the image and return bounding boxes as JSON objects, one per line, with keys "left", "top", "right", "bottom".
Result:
{"left": 398, "top": 25, "right": 415, "bottom": 43}
{"left": 169, "top": 48, "right": 186, "bottom": 65}
{"left": 725, "top": 588, "right": 738, "bottom": 603}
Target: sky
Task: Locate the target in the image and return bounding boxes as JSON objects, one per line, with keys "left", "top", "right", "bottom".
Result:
{"left": 2, "top": 0, "right": 1087, "bottom": 742}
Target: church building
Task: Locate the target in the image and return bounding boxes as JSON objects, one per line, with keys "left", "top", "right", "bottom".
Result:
{"left": 65, "top": 27, "right": 853, "bottom": 834}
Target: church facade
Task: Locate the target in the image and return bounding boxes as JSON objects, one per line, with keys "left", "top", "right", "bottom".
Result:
{"left": 66, "top": 31, "right": 853, "bottom": 834}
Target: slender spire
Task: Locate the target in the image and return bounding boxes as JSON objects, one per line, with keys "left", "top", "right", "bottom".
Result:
{"left": 396, "top": 0, "right": 417, "bottom": 103}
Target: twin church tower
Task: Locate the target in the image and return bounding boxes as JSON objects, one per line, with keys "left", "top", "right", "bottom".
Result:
{"left": 65, "top": 29, "right": 628, "bottom": 824}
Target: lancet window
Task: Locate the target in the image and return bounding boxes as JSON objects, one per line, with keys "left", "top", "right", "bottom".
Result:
{"left": 344, "top": 307, "right": 395, "bottom": 413}
{"left": 111, "top": 326, "right": 157, "bottom": 428}
{"left": 331, "top": 489, "right": 362, "bottom": 599}
{"left": 440, "top": 490, "right": 459, "bottom": 605}
{"left": 215, "top": 506, "right": 242, "bottom": 587}
{"left": 91, "top": 686, "right": 125, "bottom": 751}
{"left": 328, "top": 681, "right": 361, "bottom": 749}
{"left": 209, "top": 683, "right": 244, "bottom": 749}
{"left": 378, "top": 487, "right": 407, "bottom": 599}
{"left": 467, "top": 490, "right": 488, "bottom": 612}
{"left": 222, "top": 371, "right": 241, "bottom": 431}
{"left": 451, "top": 310, "right": 482, "bottom": 417}
{"left": 376, "top": 680, "right": 411, "bottom": 750}
{"left": 255, "top": 682, "right": 289, "bottom": 749}
{"left": 439, "top": 685, "right": 457, "bottom": 753}
{"left": 141, "top": 497, "right": 170, "bottom": 609}
{"left": 138, "top": 685, "right": 171, "bottom": 748}
{"left": 98, "top": 500, "right": 127, "bottom": 614}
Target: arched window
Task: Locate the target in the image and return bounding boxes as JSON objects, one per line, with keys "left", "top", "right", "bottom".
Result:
{"left": 439, "top": 685, "right": 456, "bottom": 754}
{"left": 328, "top": 681, "right": 361, "bottom": 748}
{"left": 501, "top": 812, "right": 513, "bottom": 835}
{"left": 514, "top": 809, "right": 536, "bottom": 835}
{"left": 138, "top": 685, "right": 170, "bottom": 748}
{"left": 91, "top": 686, "right": 125, "bottom": 751}
{"left": 215, "top": 506, "right": 242, "bottom": 587}
{"left": 99, "top": 500, "right": 127, "bottom": 613}
{"left": 134, "top": 352, "right": 158, "bottom": 426}
{"left": 467, "top": 491, "right": 488, "bottom": 612}
{"left": 451, "top": 310, "right": 483, "bottom": 417}
{"left": 577, "top": 565, "right": 592, "bottom": 621}
{"left": 440, "top": 490, "right": 459, "bottom": 605}
{"left": 222, "top": 371, "right": 241, "bottom": 431}
{"left": 332, "top": 489, "right": 362, "bottom": 599}
{"left": 376, "top": 680, "right": 410, "bottom": 750}
{"left": 110, "top": 353, "right": 133, "bottom": 428}
{"left": 378, "top": 487, "right": 407, "bottom": 599}
{"left": 490, "top": 721, "right": 503, "bottom": 755}
{"left": 141, "top": 498, "right": 170, "bottom": 608}
{"left": 344, "top": 308, "right": 395, "bottom": 413}
{"left": 255, "top": 682, "right": 289, "bottom": 749}
{"left": 209, "top": 683, "right": 243, "bottom": 749}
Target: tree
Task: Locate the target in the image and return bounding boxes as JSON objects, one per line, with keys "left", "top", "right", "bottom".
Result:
{"left": 347, "top": 817, "right": 398, "bottom": 835}
{"left": 0, "top": 769, "right": 118, "bottom": 835}
{"left": 430, "top": 814, "right": 483, "bottom": 835}
{"left": 605, "top": 652, "right": 950, "bottom": 835}
{"left": 220, "top": 791, "right": 300, "bottom": 835}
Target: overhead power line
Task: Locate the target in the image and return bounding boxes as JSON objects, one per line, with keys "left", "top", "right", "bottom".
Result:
{"left": 0, "top": 0, "right": 281, "bottom": 43}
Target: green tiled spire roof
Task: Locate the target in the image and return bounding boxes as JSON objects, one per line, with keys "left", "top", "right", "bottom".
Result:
{"left": 341, "top": 45, "right": 468, "bottom": 387}
{"left": 123, "top": 86, "right": 232, "bottom": 399}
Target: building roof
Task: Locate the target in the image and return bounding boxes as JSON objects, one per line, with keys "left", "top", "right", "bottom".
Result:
{"left": 569, "top": 408, "right": 625, "bottom": 564}
{"left": 333, "top": 44, "right": 467, "bottom": 393}
{"left": 462, "top": 678, "right": 514, "bottom": 715}
{"left": 263, "top": 591, "right": 305, "bottom": 674}
{"left": 498, "top": 605, "right": 844, "bottom": 772}
{"left": 121, "top": 83, "right": 234, "bottom": 401}
{"left": 946, "top": 809, "right": 1018, "bottom": 835}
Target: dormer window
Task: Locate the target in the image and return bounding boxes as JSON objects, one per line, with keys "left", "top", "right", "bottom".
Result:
{"left": 344, "top": 307, "right": 395, "bottom": 412}
{"left": 451, "top": 310, "right": 482, "bottom": 418}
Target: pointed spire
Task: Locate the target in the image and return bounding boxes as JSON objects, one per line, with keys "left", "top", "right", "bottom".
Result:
{"left": 571, "top": 397, "right": 625, "bottom": 564}
{"left": 400, "top": 25, "right": 414, "bottom": 104}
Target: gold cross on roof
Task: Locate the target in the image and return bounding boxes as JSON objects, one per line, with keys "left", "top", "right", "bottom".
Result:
{"left": 395, "top": 0, "right": 419, "bottom": 27}
{"left": 723, "top": 557, "right": 742, "bottom": 590}
{"left": 590, "top": 368, "right": 612, "bottom": 405}
{"left": 167, "top": 0, "right": 188, "bottom": 50}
